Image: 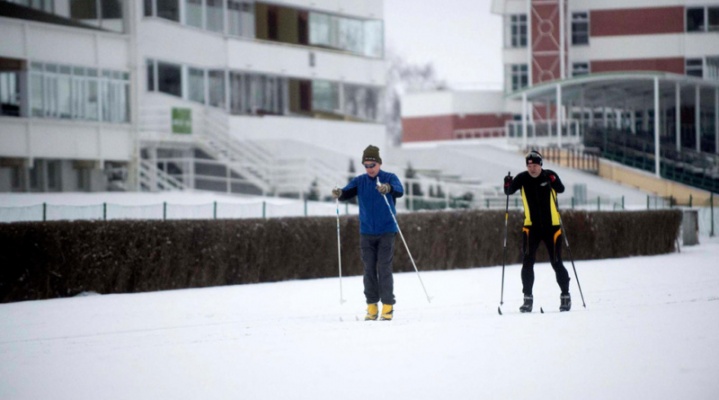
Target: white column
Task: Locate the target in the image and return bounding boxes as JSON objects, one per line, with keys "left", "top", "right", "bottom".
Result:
{"left": 654, "top": 77, "right": 661, "bottom": 177}
{"left": 556, "top": 84, "right": 562, "bottom": 147}
{"left": 695, "top": 85, "right": 701, "bottom": 152}
{"left": 559, "top": 0, "right": 565, "bottom": 79}
{"left": 522, "top": 92, "right": 528, "bottom": 149}
{"left": 675, "top": 82, "right": 681, "bottom": 152}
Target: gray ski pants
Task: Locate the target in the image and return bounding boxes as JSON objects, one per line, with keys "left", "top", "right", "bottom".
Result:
{"left": 360, "top": 232, "right": 396, "bottom": 305}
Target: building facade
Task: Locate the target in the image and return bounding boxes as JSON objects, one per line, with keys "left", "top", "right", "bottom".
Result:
{"left": 0, "top": 0, "right": 387, "bottom": 195}
{"left": 401, "top": 0, "right": 719, "bottom": 193}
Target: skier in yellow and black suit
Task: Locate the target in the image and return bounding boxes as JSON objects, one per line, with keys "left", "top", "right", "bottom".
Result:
{"left": 503, "top": 150, "right": 572, "bottom": 313}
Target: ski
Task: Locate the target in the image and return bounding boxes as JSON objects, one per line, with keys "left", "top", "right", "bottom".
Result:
{"left": 498, "top": 306, "right": 546, "bottom": 315}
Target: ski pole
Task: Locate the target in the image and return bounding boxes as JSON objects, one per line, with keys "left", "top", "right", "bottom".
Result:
{"left": 335, "top": 193, "right": 346, "bottom": 304}
{"left": 499, "top": 171, "right": 510, "bottom": 315}
{"left": 549, "top": 182, "right": 586, "bottom": 308}
{"left": 377, "top": 178, "right": 432, "bottom": 303}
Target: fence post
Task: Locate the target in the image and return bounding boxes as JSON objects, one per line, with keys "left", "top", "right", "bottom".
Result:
{"left": 103, "top": 202, "right": 107, "bottom": 220}
{"left": 597, "top": 196, "right": 600, "bottom": 211}
{"left": 43, "top": 202, "right": 46, "bottom": 221}
{"left": 622, "top": 195, "right": 625, "bottom": 210}
{"left": 689, "top": 194, "right": 693, "bottom": 208}
{"left": 163, "top": 202, "right": 167, "bottom": 220}
{"left": 304, "top": 198, "right": 308, "bottom": 216}
{"left": 711, "top": 193, "right": 715, "bottom": 237}
{"left": 262, "top": 201, "right": 266, "bottom": 219}
{"left": 213, "top": 201, "right": 217, "bottom": 219}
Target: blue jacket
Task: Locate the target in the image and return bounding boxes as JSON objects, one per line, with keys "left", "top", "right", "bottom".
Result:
{"left": 339, "top": 170, "right": 404, "bottom": 235}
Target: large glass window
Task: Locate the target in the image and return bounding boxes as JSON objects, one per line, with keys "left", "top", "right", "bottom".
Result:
{"left": 509, "top": 15, "right": 527, "bottom": 48}
{"left": 687, "top": 6, "right": 719, "bottom": 32}
{"left": 571, "top": 12, "right": 589, "bottom": 45}
{"left": 28, "top": 62, "right": 128, "bottom": 123}
{"left": 308, "top": 12, "right": 384, "bottom": 58}
{"left": 230, "top": 72, "right": 287, "bottom": 115}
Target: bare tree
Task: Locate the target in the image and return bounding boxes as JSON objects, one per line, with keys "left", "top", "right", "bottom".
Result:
{"left": 385, "top": 49, "right": 447, "bottom": 145}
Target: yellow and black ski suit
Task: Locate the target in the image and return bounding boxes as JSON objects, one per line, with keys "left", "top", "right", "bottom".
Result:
{"left": 504, "top": 170, "right": 571, "bottom": 296}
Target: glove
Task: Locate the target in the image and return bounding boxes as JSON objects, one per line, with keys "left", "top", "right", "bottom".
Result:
{"left": 503, "top": 174, "right": 513, "bottom": 189}
{"left": 544, "top": 172, "right": 556, "bottom": 183}
{"left": 331, "top": 188, "right": 342, "bottom": 198}
{"left": 377, "top": 183, "right": 392, "bottom": 195}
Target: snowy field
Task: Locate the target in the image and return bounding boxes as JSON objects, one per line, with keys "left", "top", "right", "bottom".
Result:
{"left": 1, "top": 233, "right": 718, "bottom": 399}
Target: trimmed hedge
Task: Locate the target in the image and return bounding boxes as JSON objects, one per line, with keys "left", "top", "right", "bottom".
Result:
{"left": 0, "top": 209, "right": 681, "bottom": 303}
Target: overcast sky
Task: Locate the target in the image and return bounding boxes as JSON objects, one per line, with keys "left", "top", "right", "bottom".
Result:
{"left": 383, "top": 0, "right": 504, "bottom": 89}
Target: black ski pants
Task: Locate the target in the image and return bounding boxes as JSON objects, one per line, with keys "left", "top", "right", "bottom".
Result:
{"left": 521, "top": 225, "right": 571, "bottom": 296}
{"left": 360, "top": 232, "right": 396, "bottom": 305}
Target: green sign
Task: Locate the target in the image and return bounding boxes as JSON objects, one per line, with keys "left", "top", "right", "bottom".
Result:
{"left": 171, "top": 108, "right": 192, "bottom": 134}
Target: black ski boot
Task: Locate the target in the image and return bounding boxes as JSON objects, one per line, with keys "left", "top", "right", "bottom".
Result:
{"left": 559, "top": 293, "right": 571, "bottom": 312}
{"left": 519, "top": 295, "right": 533, "bottom": 313}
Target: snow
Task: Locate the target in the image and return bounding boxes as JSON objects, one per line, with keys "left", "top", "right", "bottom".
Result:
{"left": 1, "top": 230, "right": 718, "bottom": 399}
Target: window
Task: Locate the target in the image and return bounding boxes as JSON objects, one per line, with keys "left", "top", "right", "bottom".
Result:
{"left": 572, "top": 62, "right": 590, "bottom": 77}
{"left": 312, "top": 80, "right": 339, "bottom": 113}
{"left": 687, "top": 6, "right": 719, "bottom": 32}
{"left": 706, "top": 56, "right": 719, "bottom": 81}
{"left": 230, "top": 72, "right": 287, "bottom": 115}
{"left": 0, "top": 71, "right": 20, "bottom": 117}
{"left": 228, "top": 0, "right": 254, "bottom": 38}
{"left": 509, "top": 14, "right": 527, "bottom": 48}
{"left": 511, "top": 64, "right": 528, "bottom": 91}
{"left": 188, "top": 67, "right": 205, "bottom": 104}
{"left": 343, "top": 84, "right": 382, "bottom": 122}
{"left": 571, "top": 12, "right": 589, "bottom": 45}
{"left": 308, "top": 12, "right": 384, "bottom": 58}
{"left": 208, "top": 70, "right": 225, "bottom": 108}
{"left": 157, "top": 0, "right": 180, "bottom": 22}
{"left": 686, "top": 58, "right": 703, "bottom": 77}
{"left": 28, "top": 62, "right": 129, "bottom": 123}
{"left": 157, "top": 61, "right": 182, "bottom": 97}
{"left": 47, "top": 160, "right": 61, "bottom": 191}
{"left": 206, "top": 0, "right": 224, "bottom": 33}
{"left": 185, "top": 0, "right": 202, "bottom": 28}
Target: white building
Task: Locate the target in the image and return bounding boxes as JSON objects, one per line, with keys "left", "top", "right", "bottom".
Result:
{"left": 0, "top": 0, "right": 387, "bottom": 196}
{"left": 401, "top": 0, "right": 719, "bottom": 195}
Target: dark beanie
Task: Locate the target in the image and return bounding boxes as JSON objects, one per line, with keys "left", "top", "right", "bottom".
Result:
{"left": 525, "top": 149, "right": 543, "bottom": 166}
{"left": 362, "top": 145, "right": 382, "bottom": 164}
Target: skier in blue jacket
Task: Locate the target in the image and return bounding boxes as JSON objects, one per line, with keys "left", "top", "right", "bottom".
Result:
{"left": 332, "top": 145, "right": 404, "bottom": 321}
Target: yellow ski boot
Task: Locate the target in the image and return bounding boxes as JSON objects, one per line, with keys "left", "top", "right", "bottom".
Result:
{"left": 364, "top": 303, "right": 378, "bottom": 321}
{"left": 380, "top": 304, "right": 393, "bottom": 321}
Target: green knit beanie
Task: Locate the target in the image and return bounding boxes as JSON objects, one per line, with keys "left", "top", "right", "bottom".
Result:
{"left": 362, "top": 145, "right": 382, "bottom": 164}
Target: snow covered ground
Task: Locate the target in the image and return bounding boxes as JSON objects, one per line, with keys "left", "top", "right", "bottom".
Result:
{"left": 1, "top": 233, "right": 718, "bottom": 399}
